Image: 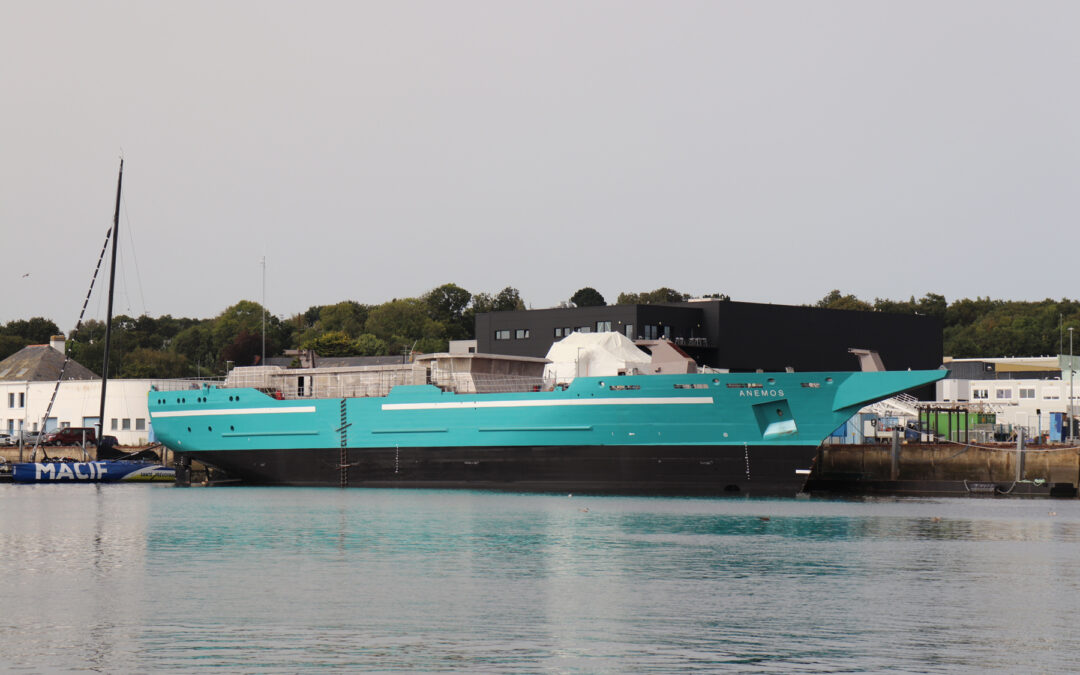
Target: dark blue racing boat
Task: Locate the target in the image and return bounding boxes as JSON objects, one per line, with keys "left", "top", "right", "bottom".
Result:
{"left": 12, "top": 459, "right": 174, "bottom": 483}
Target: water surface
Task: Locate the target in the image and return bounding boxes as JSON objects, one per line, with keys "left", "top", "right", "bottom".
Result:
{"left": 2, "top": 485, "right": 1077, "bottom": 673}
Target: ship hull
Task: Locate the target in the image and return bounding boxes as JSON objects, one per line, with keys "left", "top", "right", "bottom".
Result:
{"left": 181, "top": 443, "right": 817, "bottom": 495}
{"left": 152, "top": 369, "right": 947, "bottom": 496}
{"left": 11, "top": 460, "right": 175, "bottom": 483}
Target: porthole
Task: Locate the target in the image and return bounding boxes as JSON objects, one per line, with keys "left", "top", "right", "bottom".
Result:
{"left": 208, "top": 426, "right": 213, "bottom": 432}
{"left": 230, "top": 425, "right": 234, "bottom": 431}
{"left": 598, "top": 381, "right": 605, "bottom": 387}
{"left": 825, "top": 377, "right": 833, "bottom": 384}
{"left": 186, "top": 427, "right": 191, "bottom": 432}
{"left": 767, "top": 378, "right": 776, "bottom": 385}
{"left": 712, "top": 378, "right": 719, "bottom": 385}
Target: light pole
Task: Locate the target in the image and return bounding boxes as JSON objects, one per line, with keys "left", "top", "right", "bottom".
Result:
{"left": 260, "top": 256, "right": 266, "bottom": 367}
{"left": 1070, "top": 327, "right": 1074, "bottom": 444}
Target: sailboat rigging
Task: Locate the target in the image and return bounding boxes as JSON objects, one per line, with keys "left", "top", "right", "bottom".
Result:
{"left": 11, "top": 160, "right": 174, "bottom": 482}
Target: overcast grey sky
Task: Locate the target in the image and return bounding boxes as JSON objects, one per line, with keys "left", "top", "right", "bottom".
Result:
{"left": 2, "top": 1, "right": 1077, "bottom": 327}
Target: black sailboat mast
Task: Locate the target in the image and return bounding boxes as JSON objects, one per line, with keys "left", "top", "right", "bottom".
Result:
{"left": 97, "top": 159, "right": 123, "bottom": 446}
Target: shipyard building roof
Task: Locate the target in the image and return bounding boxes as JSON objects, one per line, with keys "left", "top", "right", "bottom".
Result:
{"left": 0, "top": 344, "right": 99, "bottom": 381}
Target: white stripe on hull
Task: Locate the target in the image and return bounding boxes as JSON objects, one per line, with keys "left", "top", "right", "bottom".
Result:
{"left": 381, "top": 397, "right": 714, "bottom": 411}
{"left": 153, "top": 406, "right": 317, "bottom": 418}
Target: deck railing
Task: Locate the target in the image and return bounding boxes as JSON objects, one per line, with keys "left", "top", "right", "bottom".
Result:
{"left": 153, "top": 367, "right": 556, "bottom": 400}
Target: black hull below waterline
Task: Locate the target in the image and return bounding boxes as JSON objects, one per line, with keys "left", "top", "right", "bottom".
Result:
{"left": 176, "top": 444, "right": 819, "bottom": 496}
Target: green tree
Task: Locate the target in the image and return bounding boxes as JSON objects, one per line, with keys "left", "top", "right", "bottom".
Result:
{"left": 493, "top": 287, "right": 526, "bottom": 311}
{"left": 170, "top": 322, "right": 217, "bottom": 374}
{"left": 355, "top": 333, "right": 388, "bottom": 356}
{"left": 425, "top": 283, "right": 472, "bottom": 340}
{"left": 0, "top": 335, "right": 29, "bottom": 360}
{"left": 318, "top": 301, "right": 369, "bottom": 337}
{"left": 66, "top": 318, "right": 108, "bottom": 375}
{"left": 873, "top": 297, "right": 916, "bottom": 314}
{"left": 301, "top": 330, "right": 358, "bottom": 357}
{"left": 570, "top": 287, "right": 606, "bottom": 307}
{"left": 916, "top": 293, "right": 947, "bottom": 319}
{"left": 119, "top": 347, "right": 190, "bottom": 378}
{"left": 4, "top": 317, "right": 60, "bottom": 344}
{"left": 815, "top": 290, "right": 873, "bottom": 312}
{"left": 221, "top": 329, "right": 266, "bottom": 366}
{"left": 616, "top": 288, "right": 688, "bottom": 305}
{"left": 366, "top": 298, "right": 447, "bottom": 355}
{"left": 207, "top": 300, "right": 288, "bottom": 368}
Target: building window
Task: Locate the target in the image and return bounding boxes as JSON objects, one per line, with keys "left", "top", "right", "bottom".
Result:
{"left": 111, "top": 418, "right": 118, "bottom": 431}
{"left": 625, "top": 324, "right": 634, "bottom": 339}
{"left": 1020, "top": 388, "right": 1036, "bottom": 399}
{"left": 6, "top": 393, "right": 12, "bottom": 408}
{"left": 495, "top": 330, "right": 511, "bottom": 340}
{"left": 972, "top": 389, "right": 988, "bottom": 399}
{"left": 554, "top": 328, "right": 563, "bottom": 338}
{"left": 578, "top": 326, "right": 592, "bottom": 333}
{"left": 136, "top": 418, "right": 146, "bottom": 431}
{"left": 122, "top": 419, "right": 131, "bottom": 431}
{"left": 596, "top": 321, "right": 612, "bottom": 332}
{"left": 60, "top": 421, "right": 70, "bottom": 429}
{"left": 515, "top": 329, "right": 530, "bottom": 339}
{"left": 18, "top": 393, "right": 24, "bottom": 407}
{"left": 996, "top": 389, "right": 1012, "bottom": 399}
{"left": 644, "top": 325, "right": 658, "bottom": 339}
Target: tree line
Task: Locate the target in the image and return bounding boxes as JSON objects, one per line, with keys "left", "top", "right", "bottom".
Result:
{"left": 813, "top": 290, "right": 1080, "bottom": 359}
{"left": 1, "top": 285, "right": 1077, "bottom": 378}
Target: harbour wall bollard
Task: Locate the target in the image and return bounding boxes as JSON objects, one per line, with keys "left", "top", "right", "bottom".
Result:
{"left": 891, "top": 428, "right": 900, "bottom": 481}
{"left": 1016, "top": 428, "right": 1025, "bottom": 483}
{"left": 175, "top": 454, "right": 192, "bottom": 487}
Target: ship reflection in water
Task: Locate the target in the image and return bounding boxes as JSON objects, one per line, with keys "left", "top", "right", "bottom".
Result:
{"left": 1, "top": 485, "right": 1078, "bottom": 673}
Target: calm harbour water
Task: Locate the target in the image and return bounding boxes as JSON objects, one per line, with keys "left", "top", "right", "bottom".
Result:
{"left": 1, "top": 486, "right": 1079, "bottom": 673}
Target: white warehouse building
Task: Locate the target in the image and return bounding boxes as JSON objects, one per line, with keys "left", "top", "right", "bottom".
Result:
{"left": 0, "top": 336, "right": 157, "bottom": 446}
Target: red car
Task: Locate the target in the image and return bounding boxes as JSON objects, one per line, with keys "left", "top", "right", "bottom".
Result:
{"left": 41, "top": 427, "right": 98, "bottom": 446}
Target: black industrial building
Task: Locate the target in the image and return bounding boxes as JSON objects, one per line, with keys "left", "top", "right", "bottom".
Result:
{"left": 475, "top": 300, "right": 943, "bottom": 374}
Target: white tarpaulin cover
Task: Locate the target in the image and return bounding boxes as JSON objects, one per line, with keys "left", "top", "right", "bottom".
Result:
{"left": 543, "top": 332, "right": 653, "bottom": 383}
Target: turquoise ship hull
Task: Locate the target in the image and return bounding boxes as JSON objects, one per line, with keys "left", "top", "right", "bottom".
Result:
{"left": 148, "top": 369, "right": 944, "bottom": 495}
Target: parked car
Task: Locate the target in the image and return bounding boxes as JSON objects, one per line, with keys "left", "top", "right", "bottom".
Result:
{"left": 41, "top": 427, "right": 98, "bottom": 446}
{"left": 0, "top": 433, "right": 13, "bottom": 446}
{"left": 5, "top": 431, "right": 40, "bottom": 445}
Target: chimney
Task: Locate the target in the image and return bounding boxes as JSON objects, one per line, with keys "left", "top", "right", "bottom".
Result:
{"left": 50, "top": 334, "right": 66, "bottom": 354}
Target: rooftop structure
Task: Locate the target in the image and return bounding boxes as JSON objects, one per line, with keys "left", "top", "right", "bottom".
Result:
{"left": 0, "top": 336, "right": 98, "bottom": 382}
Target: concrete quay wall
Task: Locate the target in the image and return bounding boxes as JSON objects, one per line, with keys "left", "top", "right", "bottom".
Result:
{"left": 0, "top": 445, "right": 165, "bottom": 464}
{"left": 817, "top": 443, "right": 1080, "bottom": 486}
{"left": 1, "top": 446, "right": 101, "bottom": 463}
